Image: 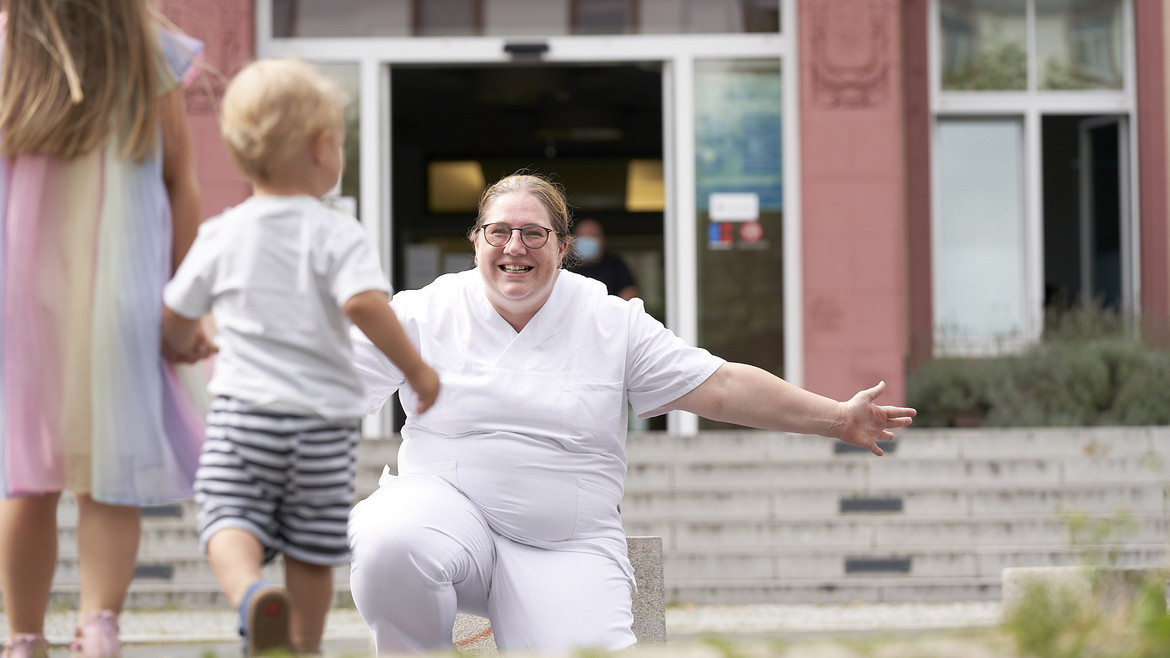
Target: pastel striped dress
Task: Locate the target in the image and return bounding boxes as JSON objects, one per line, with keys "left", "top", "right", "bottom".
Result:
{"left": 0, "top": 24, "right": 207, "bottom": 504}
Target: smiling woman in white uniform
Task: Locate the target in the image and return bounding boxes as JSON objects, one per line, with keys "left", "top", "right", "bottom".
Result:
{"left": 346, "top": 173, "right": 917, "bottom": 655}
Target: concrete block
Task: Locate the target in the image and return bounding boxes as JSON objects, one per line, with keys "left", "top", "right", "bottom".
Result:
{"left": 1001, "top": 566, "right": 1168, "bottom": 615}
{"left": 885, "top": 430, "right": 962, "bottom": 459}
{"left": 673, "top": 460, "right": 870, "bottom": 491}
{"left": 628, "top": 535, "right": 667, "bottom": 645}
{"left": 625, "top": 431, "right": 776, "bottom": 464}
{"left": 872, "top": 517, "right": 1078, "bottom": 548}
{"left": 894, "top": 551, "right": 977, "bottom": 578}
{"left": 875, "top": 578, "right": 1000, "bottom": 603}
{"left": 1150, "top": 427, "right": 1170, "bottom": 456}
{"left": 764, "top": 432, "right": 842, "bottom": 460}
{"left": 969, "top": 485, "right": 1165, "bottom": 515}
{"left": 974, "top": 546, "right": 1170, "bottom": 578}
{"left": 620, "top": 490, "right": 772, "bottom": 520}
{"left": 871, "top": 459, "right": 1061, "bottom": 489}
{"left": 625, "top": 462, "right": 672, "bottom": 490}
{"left": 665, "top": 551, "right": 777, "bottom": 580}
{"left": 674, "top": 519, "right": 876, "bottom": 550}
{"left": 1061, "top": 455, "right": 1168, "bottom": 484}
{"left": 671, "top": 580, "right": 882, "bottom": 605}
{"left": 773, "top": 490, "right": 851, "bottom": 517}
{"left": 771, "top": 552, "right": 851, "bottom": 578}
{"left": 959, "top": 428, "right": 1150, "bottom": 460}
{"left": 899, "top": 490, "right": 970, "bottom": 516}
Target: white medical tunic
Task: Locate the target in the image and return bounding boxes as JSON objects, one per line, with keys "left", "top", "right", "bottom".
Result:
{"left": 352, "top": 269, "right": 724, "bottom": 585}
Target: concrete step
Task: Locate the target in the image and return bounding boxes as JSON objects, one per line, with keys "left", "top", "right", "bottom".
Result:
{"left": 625, "top": 455, "right": 1170, "bottom": 491}
{"left": 622, "top": 427, "right": 1170, "bottom": 462}
{"left": 660, "top": 544, "right": 1169, "bottom": 581}
{"left": 51, "top": 554, "right": 351, "bottom": 588}
{"left": 45, "top": 429, "right": 1170, "bottom": 606}
{"left": 623, "top": 512, "right": 1170, "bottom": 549}
{"left": 620, "top": 484, "right": 1168, "bottom": 519}
{"left": 669, "top": 575, "right": 1005, "bottom": 604}
{"left": 47, "top": 582, "right": 355, "bottom": 611}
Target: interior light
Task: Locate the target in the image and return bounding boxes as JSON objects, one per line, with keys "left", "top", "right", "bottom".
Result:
{"left": 428, "top": 161, "right": 486, "bottom": 212}
{"left": 626, "top": 159, "right": 664, "bottom": 212}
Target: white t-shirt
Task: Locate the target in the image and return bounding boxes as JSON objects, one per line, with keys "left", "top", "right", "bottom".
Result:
{"left": 352, "top": 269, "right": 725, "bottom": 583}
{"left": 164, "top": 195, "right": 391, "bottom": 419}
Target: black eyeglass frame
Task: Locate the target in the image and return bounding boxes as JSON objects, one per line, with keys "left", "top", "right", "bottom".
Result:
{"left": 478, "top": 223, "right": 555, "bottom": 249}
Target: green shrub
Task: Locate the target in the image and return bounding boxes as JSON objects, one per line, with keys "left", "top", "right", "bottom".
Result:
{"left": 909, "top": 307, "right": 1170, "bottom": 427}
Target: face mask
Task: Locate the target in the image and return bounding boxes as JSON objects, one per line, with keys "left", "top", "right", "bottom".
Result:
{"left": 574, "top": 236, "right": 601, "bottom": 261}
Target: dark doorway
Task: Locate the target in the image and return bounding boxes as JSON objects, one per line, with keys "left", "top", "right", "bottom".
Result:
{"left": 388, "top": 63, "right": 667, "bottom": 428}
{"left": 1042, "top": 114, "right": 1127, "bottom": 316}
{"left": 390, "top": 64, "right": 664, "bottom": 309}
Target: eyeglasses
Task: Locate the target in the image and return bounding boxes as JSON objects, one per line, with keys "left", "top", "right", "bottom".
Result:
{"left": 479, "top": 222, "right": 554, "bottom": 249}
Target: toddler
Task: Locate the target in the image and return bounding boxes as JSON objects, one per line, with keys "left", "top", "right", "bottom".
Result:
{"left": 162, "top": 58, "right": 440, "bottom": 655}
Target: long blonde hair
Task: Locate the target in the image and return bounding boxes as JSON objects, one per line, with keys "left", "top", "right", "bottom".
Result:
{"left": 0, "top": 0, "right": 162, "bottom": 161}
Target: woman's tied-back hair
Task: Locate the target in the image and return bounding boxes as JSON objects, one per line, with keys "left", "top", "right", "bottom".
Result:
{"left": 0, "top": 0, "right": 164, "bottom": 161}
{"left": 219, "top": 58, "right": 344, "bottom": 184}
{"left": 468, "top": 172, "right": 575, "bottom": 265}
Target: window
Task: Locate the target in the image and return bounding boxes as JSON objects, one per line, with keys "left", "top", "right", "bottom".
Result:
{"left": 930, "top": 0, "right": 1134, "bottom": 355}
{"left": 939, "top": 0, "right": 1125, "bottom": 91}
{"left": 933, "top": 119, "right": 1026, "bottom": 347}
{"left": 271, "top": 0, "right": 780, "bottom": 38}
{"left": 1037, "top": 0, "right": 1123, "bottom": 90}
{"left": 940, "top": 0, "right": 1026, "bottom": 90}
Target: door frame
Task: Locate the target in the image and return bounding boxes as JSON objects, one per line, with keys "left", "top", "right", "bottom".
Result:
{"left": 255, "top": 2, "right": 801, "bottom": 434}
{"left": 1077, "top": 115, "right": 1133, "bottom": 310}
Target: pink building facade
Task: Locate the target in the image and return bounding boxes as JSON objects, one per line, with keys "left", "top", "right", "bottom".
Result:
{"left": 163, "top": 0, "right": 1170, "bottom": 427}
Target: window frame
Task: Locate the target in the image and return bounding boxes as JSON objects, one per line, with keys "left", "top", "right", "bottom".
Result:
{"left": 928, "top": 0, "right": 1138, "bottom": 357}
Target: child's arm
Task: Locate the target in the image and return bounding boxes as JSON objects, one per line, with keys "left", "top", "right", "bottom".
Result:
{"left": 161, "top": 306, "right": 217, "bottom": 364}
{"left": 160, "top": 85, "right": 201, "bottom": 272}
{"left": 344, "top": 290, "right": 440, "bottom": 414}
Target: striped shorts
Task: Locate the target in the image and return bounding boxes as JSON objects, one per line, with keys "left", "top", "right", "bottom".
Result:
{"left": 194, "top": 396, "right": 360, "bottom": 566}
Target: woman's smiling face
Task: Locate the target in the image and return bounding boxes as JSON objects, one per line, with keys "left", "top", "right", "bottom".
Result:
{"left": 474, "top": 190, "right": 567, "bottom": 330}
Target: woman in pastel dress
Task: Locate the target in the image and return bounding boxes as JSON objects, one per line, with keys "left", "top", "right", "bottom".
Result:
{"left": 0, "top": 0, "right": 206, "bottom": 655}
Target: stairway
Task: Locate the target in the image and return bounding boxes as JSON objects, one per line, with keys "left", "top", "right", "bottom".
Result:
{"left": 47, "top": 427, "right": 1170, "bottom": 608}
{"left": 620, "top": 427, "right": 1170, "bottom": 604}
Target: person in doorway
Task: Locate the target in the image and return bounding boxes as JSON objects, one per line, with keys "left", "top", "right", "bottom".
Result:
{"left": 570, "top": 217, "right": 639, "bottom": 300}
{"left": 346, "top": 172, "right": 915, "bottom": 655}
{"left": 161, "top": 58, "right": 440, "bottom": 656}
{"left": 0, "top": 1, "right": 205, "bottom": 655}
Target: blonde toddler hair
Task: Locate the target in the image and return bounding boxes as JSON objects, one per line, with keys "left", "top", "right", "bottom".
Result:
{"left": 220, "top": 58, "right": 344, "bottom": 183}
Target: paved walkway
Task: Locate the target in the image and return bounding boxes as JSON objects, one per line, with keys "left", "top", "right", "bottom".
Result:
{"left": 7, "top": 601, "right": 1004, "bottom": 656}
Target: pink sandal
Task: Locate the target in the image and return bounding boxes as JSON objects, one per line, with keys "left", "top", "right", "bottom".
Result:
{"left": 1, "top": 634, "right": 49, "bottom": 658}
{"left": 70, "top": 610, "right": 121, "bottom": 658}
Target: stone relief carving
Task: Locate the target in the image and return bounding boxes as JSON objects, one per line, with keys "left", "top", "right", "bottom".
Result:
{"left": 809, "top": 0, "right": 891, "bottom": 109}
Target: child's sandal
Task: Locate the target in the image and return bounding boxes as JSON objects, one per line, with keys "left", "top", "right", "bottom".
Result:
{"left": 1, "top": 634, "right": 49, "bottom": 658}
{"left": 239, "top": 581, "right": 293, "bottom": 656}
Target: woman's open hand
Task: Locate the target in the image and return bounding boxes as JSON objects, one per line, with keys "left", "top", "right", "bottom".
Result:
{"left": 836, "top": 381, "right": 916, "bottom": 456}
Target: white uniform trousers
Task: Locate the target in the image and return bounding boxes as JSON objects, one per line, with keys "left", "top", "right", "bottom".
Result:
{"left": 348, "top": 473, "right": 637, "bottom": 654}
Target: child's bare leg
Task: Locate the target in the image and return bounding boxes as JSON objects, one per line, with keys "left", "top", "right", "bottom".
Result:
{"left": 206, "top": 527, "right": 265, "bottom": 606}
{"left": 284, "top": 556, "right": 333, "bottom": 653}
{"left": 76, "top": 494, "right": 140, "bottom": 617}
{"left": 0, "top": 493, "right": 60, "bottom": 635}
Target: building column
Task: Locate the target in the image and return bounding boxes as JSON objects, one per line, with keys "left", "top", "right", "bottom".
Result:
{"left": 159, "top": 0, "right": 256, "bottom": 221}
{"left": 798, "top": 0, "right": 911, "bottom": 402}
{"left": 1136, "top": 0, "right": 1169, "bottom": 336}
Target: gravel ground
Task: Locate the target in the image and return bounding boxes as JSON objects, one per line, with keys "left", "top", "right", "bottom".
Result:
{"left": 4, "top": 601, "right": 1005, "bottom": 655}
{"left": 665, "top": 601, "right": 1003, "bottom": 636}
